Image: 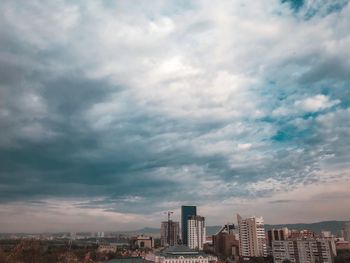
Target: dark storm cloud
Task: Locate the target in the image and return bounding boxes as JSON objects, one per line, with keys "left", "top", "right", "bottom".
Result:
{"left": 282, "top": 0, "right": 349, "bottom": 17}
{"left": 299, "top": 56, "right": 350, "bottom": 84}
{"left": 0, "top": 0, "right": 349, "bottom": 227}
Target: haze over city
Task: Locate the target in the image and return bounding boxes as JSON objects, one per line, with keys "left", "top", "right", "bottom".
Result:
{"left": 0, "top": 0, "right": 349, "bottom": 233}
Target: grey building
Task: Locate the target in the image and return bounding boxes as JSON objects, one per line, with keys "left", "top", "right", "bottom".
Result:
{"left": 161, "top": 220, "right": 180, "bottom": 246}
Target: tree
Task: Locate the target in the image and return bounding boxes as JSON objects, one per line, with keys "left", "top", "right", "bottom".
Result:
{"left": 0, "top": 249, "right": 8, "bottom": 263}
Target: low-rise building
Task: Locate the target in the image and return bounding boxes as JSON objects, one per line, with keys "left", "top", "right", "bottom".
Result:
{"left": 135, "top": 235, "right": 154, "bottom": 249}
{"left": 98, "top": 244, "right": 118, "bottom": 253}
{"left": 335, "top": 240, "right": 349, "bottom": 251}
{"left": 98, "top": 242, "right": 130, "bottom": 253}
{"left": 146, "top": 245, "right": 217, "bottom": 263}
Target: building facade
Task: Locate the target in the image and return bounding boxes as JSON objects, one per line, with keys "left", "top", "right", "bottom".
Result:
{"left": 146, "top": 245, "right": 217, "bottom": 263}
{"left": 272, "top": 240, "right": 298, "bottom": 263}
{"left": 161, "top": 220, "right": 180, "bottom": 247}
{"left": 181, "top": 206, "right": 197, "bottom": 245}
{"left": 237, "top": 214, "right": 267, "bottom": 258}
{"left": 267, "top": 228, "right": 288, "bottom": 248}
{"left": 188, "top": 215, "right": 206, "bottom": 250}
{"left": 135, "top": 235, "right": 154, "bottom": 249}
{"left": 272, "top": 239, "right": 336, "bottom": 263}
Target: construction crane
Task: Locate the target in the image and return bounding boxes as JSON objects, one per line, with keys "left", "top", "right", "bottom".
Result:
{"left": 165, "top": 211, "right": 173, "bottom": 221}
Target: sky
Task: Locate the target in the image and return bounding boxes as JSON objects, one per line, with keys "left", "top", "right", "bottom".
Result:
{"left": 0, "top": 0, "right": 349, "bottom": 233}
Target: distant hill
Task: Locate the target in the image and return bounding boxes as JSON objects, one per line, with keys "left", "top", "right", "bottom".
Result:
{"left": 123, "top": 221, "right": 347, "bottom": 237}
{"left": 117, "top": 227, "right": 161, "bottom": 237}
{"left": 118, "top": 226, "right": 223, "bottom": 237}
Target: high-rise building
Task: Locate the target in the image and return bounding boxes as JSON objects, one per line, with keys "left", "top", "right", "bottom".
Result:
{"left": 161, "top": 220, "right": 180, "bottom": 246}
{"left": 272, "top": 239, "right": 336, "bottom": 263}
{"left": 181, "top": 206, "right": 197, "bottom": 245}
{"left": 188, "top": 215, "right": 206, "bottom": 250}
{"left": 237, "top": 214, "right": 267, "bottom": 258}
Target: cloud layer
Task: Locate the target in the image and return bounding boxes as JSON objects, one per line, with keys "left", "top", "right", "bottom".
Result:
{"left": 0, "top": 0, "right": 349, "bottom": 232}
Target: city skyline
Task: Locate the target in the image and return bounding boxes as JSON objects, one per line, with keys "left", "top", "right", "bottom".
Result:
{"left": 0, "top": 0, "right": 350, "bottom": 232}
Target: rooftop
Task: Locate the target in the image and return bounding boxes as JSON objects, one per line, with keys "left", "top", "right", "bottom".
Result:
{"left": 156, "top": 245, "right": 207, "bottom": 258}
{"left": 104, "top": 257, "right": 151, "bottom": 263}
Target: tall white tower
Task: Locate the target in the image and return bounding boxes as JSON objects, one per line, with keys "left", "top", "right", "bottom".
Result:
{"left": 188, "top": 215, "right": 206, "bottom": 250}
{"left": 237, "top": 214, "right": 267, "bottom": 257}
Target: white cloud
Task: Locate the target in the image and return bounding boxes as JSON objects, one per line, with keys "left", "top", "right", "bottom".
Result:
{"left": 295, "top": 94, "right": 340, "bottom": 112}
{"left": 237, "top": 143, "right": 252, "bottom": 150}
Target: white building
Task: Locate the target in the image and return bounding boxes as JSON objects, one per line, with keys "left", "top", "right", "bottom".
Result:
{"left": 146, "top": 245, "right": 217, "bottom": 263}
{"left": 272, "top": 239, "right": 336, "bottom": 263}
{"left": 237, "top": 214, "right": 267, "bottom": 257}
{"left": 188, "top": 215, "right": 206, "bottom": 250}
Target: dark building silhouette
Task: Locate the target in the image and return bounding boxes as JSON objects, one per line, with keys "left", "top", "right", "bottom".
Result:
{"left": 212, "top": 224, "right": 239, "bottom": 260}
{"left": 181, "top": 206, "right": 197, "bottom": 245}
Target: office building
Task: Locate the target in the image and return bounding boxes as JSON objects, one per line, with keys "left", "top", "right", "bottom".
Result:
{"left": 272, "top": 239, "right": 336, "bottom": 263}
{"left": 161, "top": 220, "right": 180, "bottom": 246}
{"left": 181, "top": 206, "right": 197, "bottom": 245}
{"left": 188, "top": 215, "right": 206, "bottom": 250}
{"left": 98, "top": 244, "right": 118, "bottom": 253}
{"left": 237, "top": 214, "right": 267, "bottom": 258}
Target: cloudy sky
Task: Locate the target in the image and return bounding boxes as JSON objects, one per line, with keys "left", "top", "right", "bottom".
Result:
{"left": 0, "top": 0, "right": 350, "bottom": 233}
